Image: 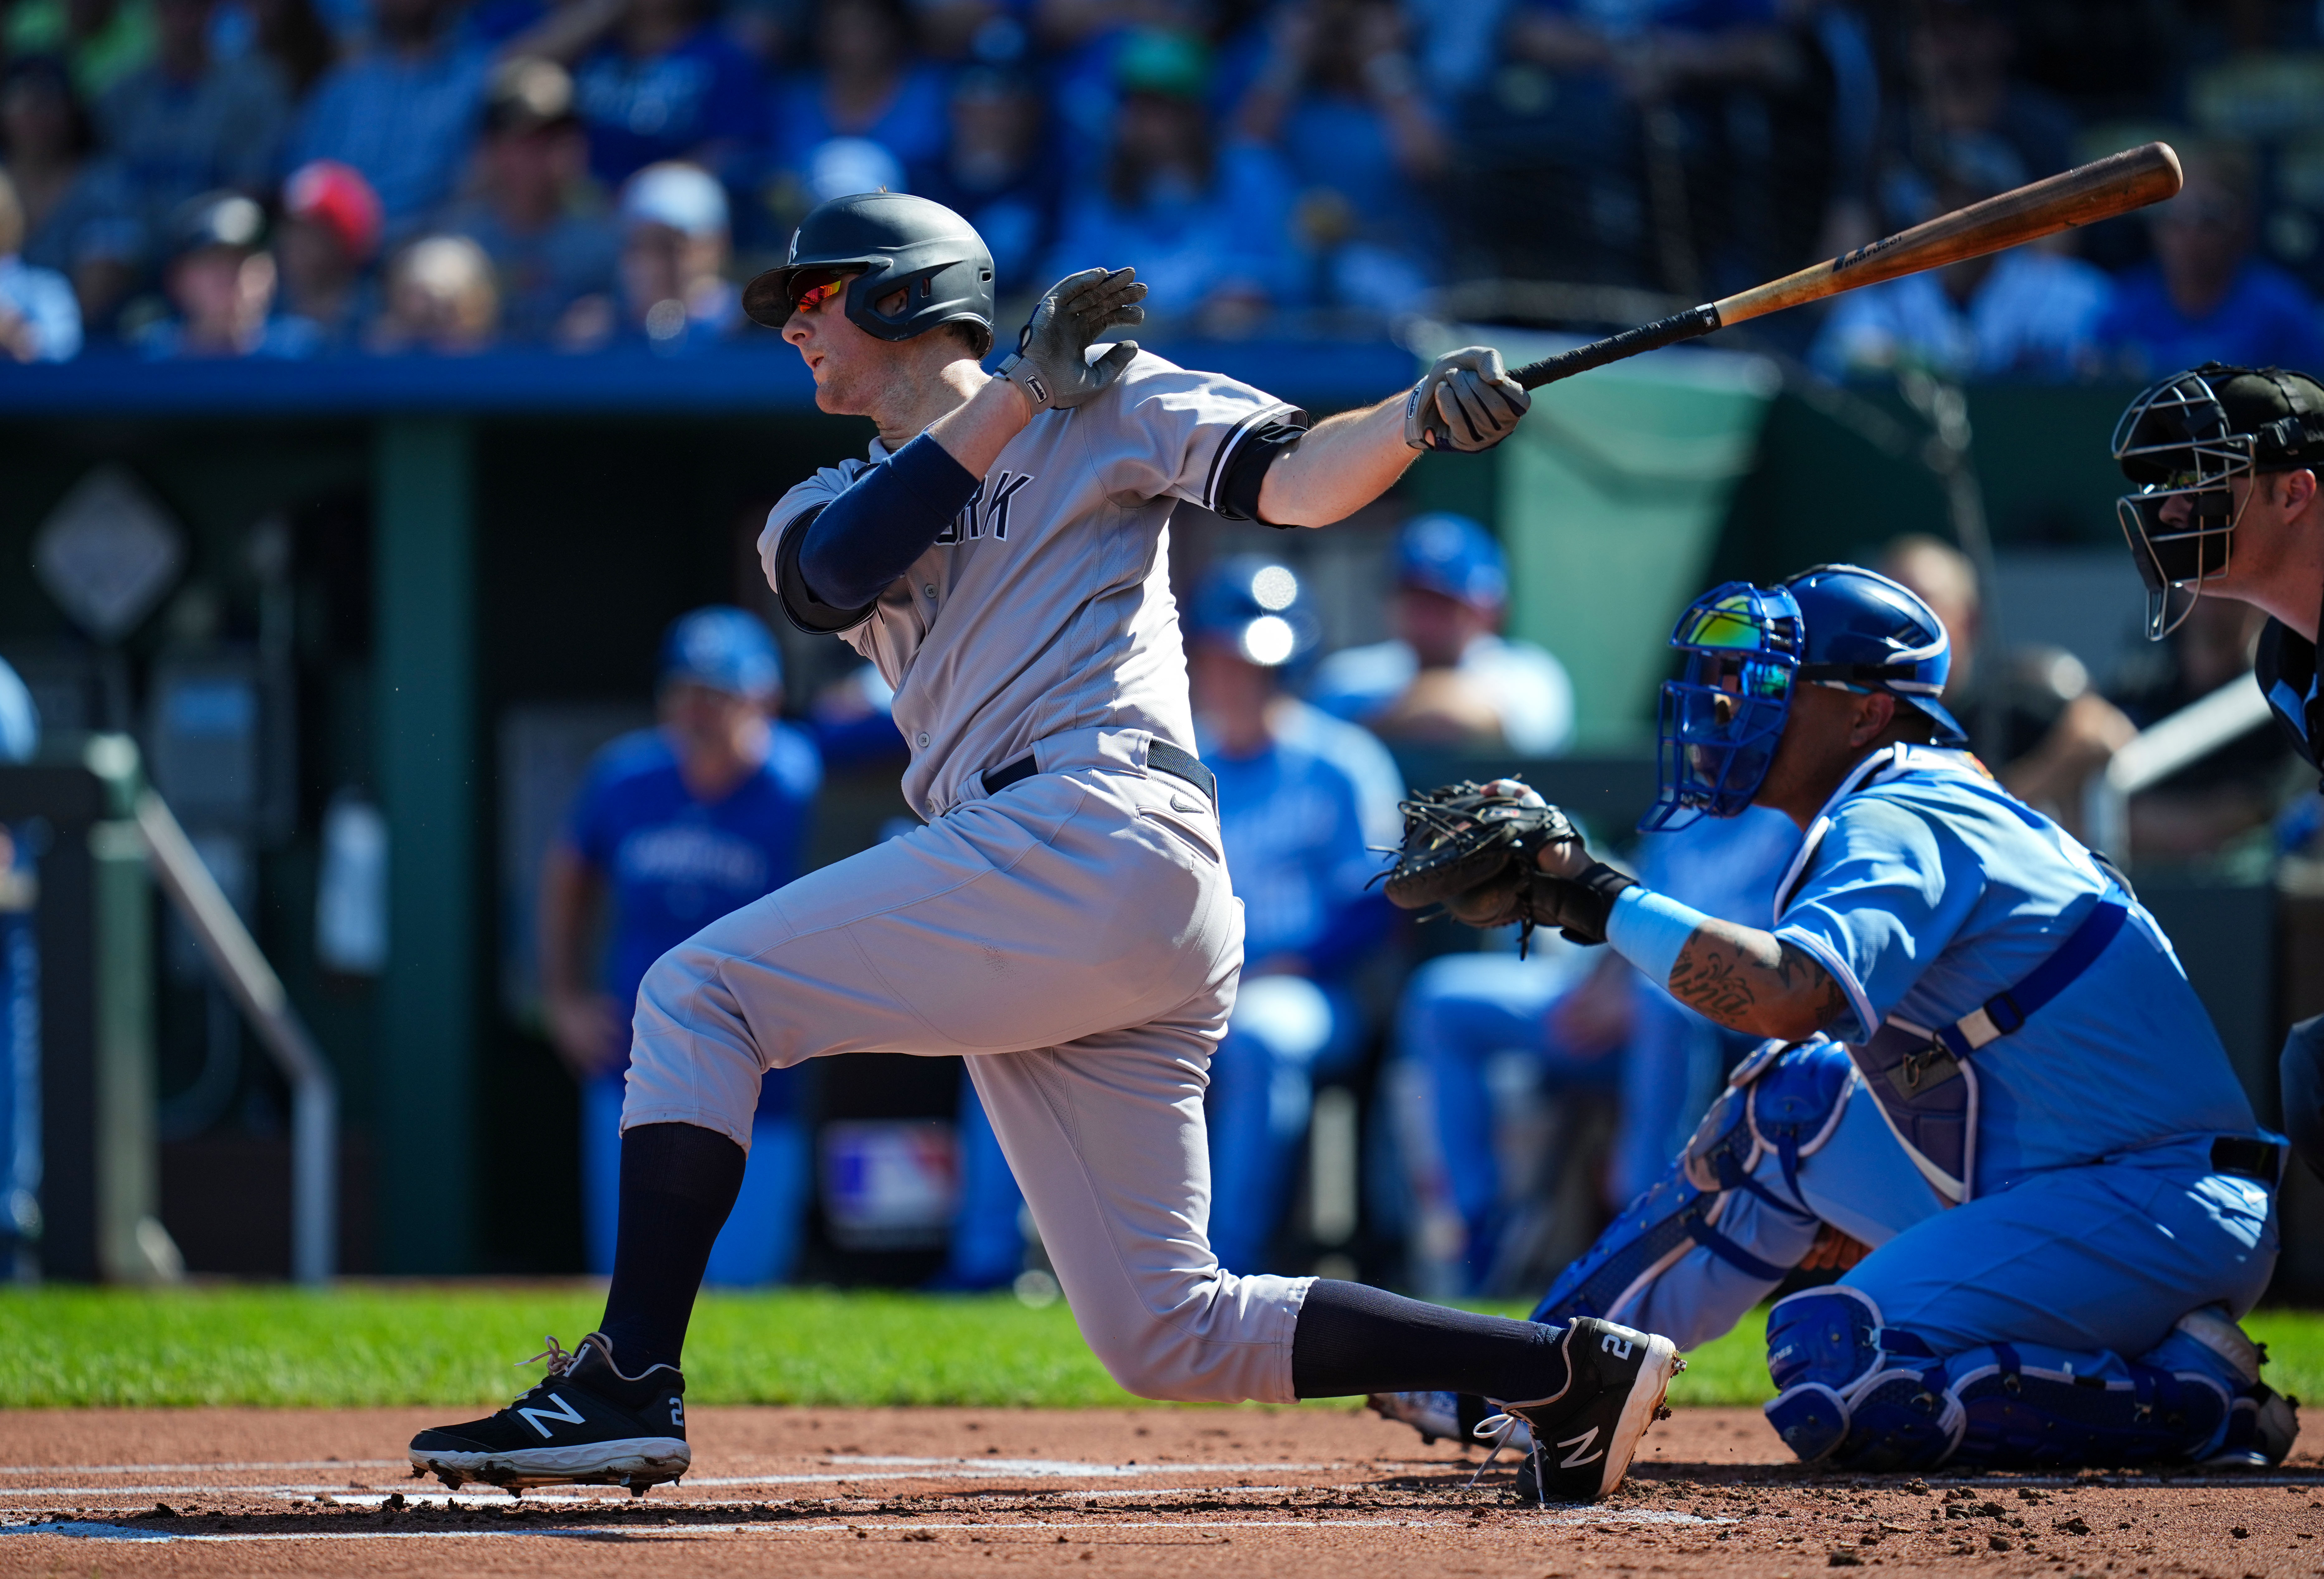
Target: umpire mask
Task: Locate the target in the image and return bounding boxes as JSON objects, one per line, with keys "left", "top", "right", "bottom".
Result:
{"left": 2113, "top": 362, "right": 2324, "bottom": 638}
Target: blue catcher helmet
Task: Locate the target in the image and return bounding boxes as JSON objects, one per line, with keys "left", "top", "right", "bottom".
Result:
{"left": 1641, "top": 565, "right": 1964, "bottom": 830}
{"left": 1184, "top": 556, "right": 1320, "bottom": 670}
{"left": 660, "top": 606, "right": 783, "bottom": 699}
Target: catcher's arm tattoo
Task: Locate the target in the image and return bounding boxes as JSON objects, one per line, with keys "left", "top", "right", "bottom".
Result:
{"left": 1663, "top": 919, "right": 1853, "bottom": 1041}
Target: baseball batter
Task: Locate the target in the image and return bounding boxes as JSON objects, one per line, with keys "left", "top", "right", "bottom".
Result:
{"left": 408, "top": 192, "right": 1682, "bottom": 1505}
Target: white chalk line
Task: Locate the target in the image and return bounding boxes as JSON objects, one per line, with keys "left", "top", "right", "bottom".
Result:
{"left": 286, "top": 1485, "right": 1310, "bottom": 1510}
{"left": 0, "top": 1458, "right": 1348, "bottom": 1500}
{"left": 0, "top": 1459, "right": 407, "bottom": 1477}
{"left": 3, "top": 1509, "right": 1732, "bottom": 1544}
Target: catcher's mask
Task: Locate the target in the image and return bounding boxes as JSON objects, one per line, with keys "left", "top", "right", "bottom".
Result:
{"left": 2112, "top": 361, "right": 2324, "bottom": 638}
{"left": 1643, "top": 582, "right": 1805, "bottom": 830}
{"left": 1642, "top": 566, "right": 1962, "bottom": 830}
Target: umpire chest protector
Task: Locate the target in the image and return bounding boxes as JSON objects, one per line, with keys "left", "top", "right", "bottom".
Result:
{"left": 1773, "top": 744, "right": 2131, "bottom": 1205}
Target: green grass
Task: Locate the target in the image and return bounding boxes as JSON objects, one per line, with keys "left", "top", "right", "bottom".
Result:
{"left": 4, "top": 1287, "right": 2320, "bottom": 1412}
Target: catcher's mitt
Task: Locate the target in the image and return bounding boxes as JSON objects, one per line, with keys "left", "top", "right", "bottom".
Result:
{"left": 1379, "top": 782, "right": 1578, "bottom": 951}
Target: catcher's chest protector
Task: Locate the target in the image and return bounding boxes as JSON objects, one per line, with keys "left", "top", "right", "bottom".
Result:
{"left": 1773, "top": 747, "right": 2130, "bottom": 1205}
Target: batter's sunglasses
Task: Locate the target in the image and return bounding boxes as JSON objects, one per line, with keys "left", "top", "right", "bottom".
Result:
{"left": 788, "top": 269, "right": 860, "bottom": 314}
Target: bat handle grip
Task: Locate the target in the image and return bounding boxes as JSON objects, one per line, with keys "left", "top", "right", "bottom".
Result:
{"left": 1509, "top": 303, "right": 1724, "bottom": 391}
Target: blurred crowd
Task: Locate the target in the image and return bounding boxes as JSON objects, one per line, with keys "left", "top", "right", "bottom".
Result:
{"left": 0, "top": 0, "right": 2322, "bottom": 369}
{"left": 536, "top": 508, "right": 2315, "bottom": 1297}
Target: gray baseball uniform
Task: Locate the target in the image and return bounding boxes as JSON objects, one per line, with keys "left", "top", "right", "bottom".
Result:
{"left": 620, "top": 351, "right": 1318, "bottom": 1403}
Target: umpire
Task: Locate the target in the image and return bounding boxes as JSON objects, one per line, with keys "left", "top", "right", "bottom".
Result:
{"left": 2111, "top": 362, "right": 2324, "bottom": 1179}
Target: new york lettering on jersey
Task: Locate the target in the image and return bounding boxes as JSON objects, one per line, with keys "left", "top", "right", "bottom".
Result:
{"left": 759, "top": 351, "right": 1304, "bottom": 820}
{"left": 933, "top": 471, "right": 1036, "bottom": 544}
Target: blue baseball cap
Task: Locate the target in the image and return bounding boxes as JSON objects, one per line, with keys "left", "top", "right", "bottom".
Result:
{"left": 1394, "top": 512, "right": 1507, "bottom": 607}
{"left": 660, "top": 606, "right": 782, "bottom": 699}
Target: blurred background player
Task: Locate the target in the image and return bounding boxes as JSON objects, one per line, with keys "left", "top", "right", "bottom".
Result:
{"left": 539, "top": 606, "right": 820, "bottom": 1286}
{"left": 1183, "top": 557, "right": 1402, "bottom": 1274}
{"left": 936, "top": 557, "right": 1403, "bottom": 1284}
{"left": 1308, "top": 512, "right": 1574, "bottom": 755}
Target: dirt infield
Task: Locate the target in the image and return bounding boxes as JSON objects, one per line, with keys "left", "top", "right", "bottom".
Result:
{"left": 3, "top": 1404, "right": 2320, "bottom": 1576}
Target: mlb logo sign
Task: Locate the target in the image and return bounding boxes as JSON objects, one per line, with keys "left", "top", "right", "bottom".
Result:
{"left": 820, "top": 1121, "right": 959, "bottom": 1250}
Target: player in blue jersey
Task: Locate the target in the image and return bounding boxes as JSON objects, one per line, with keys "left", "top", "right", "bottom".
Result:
{"left": 541, "top": 607, "right": 824, "bottom": 1285}
{"left": 1385, "top": 564, "right": 2293, "bottom": 1473}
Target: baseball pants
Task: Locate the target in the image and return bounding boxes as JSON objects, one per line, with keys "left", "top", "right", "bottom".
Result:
{"left": 621, "top": 730, "right": 1313, "bottom": 1403}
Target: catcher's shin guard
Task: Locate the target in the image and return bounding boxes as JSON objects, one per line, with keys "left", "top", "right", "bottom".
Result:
{"left": 1763, "top": 1287, "right": 1960, "bottom": 1471}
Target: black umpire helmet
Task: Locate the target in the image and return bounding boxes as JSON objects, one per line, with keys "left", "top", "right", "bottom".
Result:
{"left": 742, "top": 192, "right": 996, "bottom": 354}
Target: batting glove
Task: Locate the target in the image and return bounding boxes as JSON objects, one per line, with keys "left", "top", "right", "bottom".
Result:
{"left": 999, "top": 266, "right": 1148, "bottom": 413}
{"left": 1405, "top": 345, "right": 1531, "bottom": 452}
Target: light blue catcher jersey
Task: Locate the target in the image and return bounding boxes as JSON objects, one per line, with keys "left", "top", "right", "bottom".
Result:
{"left": 1770, "top": 744, "right": 2257, "bottom": 1191}
{"left": 1202, "top": 700, "right": 1402, "bottom": 968}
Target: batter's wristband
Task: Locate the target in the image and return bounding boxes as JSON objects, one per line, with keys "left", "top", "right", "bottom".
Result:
{"left": 1604, "top": 884, "right": 1708, "bottom": 987}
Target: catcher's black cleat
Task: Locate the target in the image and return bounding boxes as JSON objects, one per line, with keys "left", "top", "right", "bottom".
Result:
{"left": 1487, "top": 1317, "right": 1683, "bottom": 1505}
{"left": 408, "top": 1333, "right": 689, "bottom": 1495}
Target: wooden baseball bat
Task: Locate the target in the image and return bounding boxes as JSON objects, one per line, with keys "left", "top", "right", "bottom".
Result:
{"left": 1509, "top": 141, "right": 2184, "bottom": 391}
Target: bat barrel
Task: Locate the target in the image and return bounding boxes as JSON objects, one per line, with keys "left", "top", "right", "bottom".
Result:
{"left": 1716, "top": 140, "right": 2183, "bottom": 326}
{"left": 1493, "top": 141, "right": 2181, "bottom": 396}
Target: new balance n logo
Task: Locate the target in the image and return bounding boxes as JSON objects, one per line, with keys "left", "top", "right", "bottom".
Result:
{"left": 517, "top": 1392, "right": 587, "bottom": 1440}
{"left": 1557, "top": 1427, "right": 1605, "bottom": 1469}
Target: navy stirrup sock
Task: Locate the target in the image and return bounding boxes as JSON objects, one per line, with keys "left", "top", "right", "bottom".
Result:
{"left": 1290, "top": 1279, "right": 1571, "bottom": 1402}
{"left": 597, "top": 1122, "right": 747, "bottom": 1374}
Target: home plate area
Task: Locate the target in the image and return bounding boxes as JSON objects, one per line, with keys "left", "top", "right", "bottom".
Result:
{"left": 3, "top": 1406, "right": 2320, "bottom": 1577}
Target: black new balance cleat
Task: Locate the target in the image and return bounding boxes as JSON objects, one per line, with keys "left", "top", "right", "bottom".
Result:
{"left": 1491, "top": 1317, "right": 1683, "bottom": 1505}
{"left": 408, "top": 1333, "right": 689, "bottom": 1495}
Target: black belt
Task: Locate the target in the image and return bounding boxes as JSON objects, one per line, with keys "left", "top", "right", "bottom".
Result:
{"left": 982, "top": 739, "right": 1216, "bottom": 803}
{"left": 2212, "top": 1135, "right": 2284, "bottom": 1183}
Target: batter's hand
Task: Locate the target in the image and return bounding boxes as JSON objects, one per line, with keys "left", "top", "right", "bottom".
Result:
{"left": 1000, "top": 266, "right": 1148, "bottom": 412}
{"left": 1405, "top": 345, "right": 1530, "bottom": 452}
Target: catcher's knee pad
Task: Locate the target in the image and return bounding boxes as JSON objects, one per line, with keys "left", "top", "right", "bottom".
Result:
{"left": 1763, "top": 1287, "right": 1961, "bottom": 1470}
{"left": 1949, "top": 1342, "right": 2232, "bottom": 1469}
{"left": 1681, "top": 1037, "right": 1854, "bottom": 1199}
{"left": 1531, "top": 1039, "right": 1851, "bottom": 1329}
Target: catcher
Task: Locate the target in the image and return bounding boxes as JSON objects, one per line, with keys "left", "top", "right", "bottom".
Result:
{"left": 1377, "top": 563, "right": 2293, "bottom": 1473}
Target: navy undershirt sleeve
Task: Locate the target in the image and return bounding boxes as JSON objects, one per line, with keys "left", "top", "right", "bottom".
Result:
{"left": 798, "top": 433, "right": 983, "bottom": 611}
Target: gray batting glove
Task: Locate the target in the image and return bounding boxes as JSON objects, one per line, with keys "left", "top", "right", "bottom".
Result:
{"left": 998, "top": 266, "right": 1149, "bottom": 412}
{"left": 1404, "top": 345, "right": 1531, "bottom": 452}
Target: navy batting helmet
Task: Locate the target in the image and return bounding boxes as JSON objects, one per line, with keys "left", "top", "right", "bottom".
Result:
{"left": 742, "top": 192, "right": 997, "bottom": 353}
